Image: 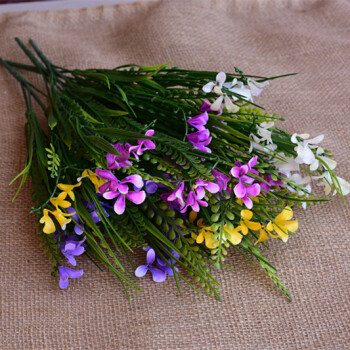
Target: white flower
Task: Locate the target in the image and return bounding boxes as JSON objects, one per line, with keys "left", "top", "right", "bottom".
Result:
{"left": 248, "top": 121, "right": 276, "bottom": 153}
{"left": 291, "top": 133, "right": 324, "bottom": 165}
{"left": 273, "top": 152, "right": 300, "bottom": 176}
{"left": 287, "top": 173, "right": 312, "bottom": 210}
{"left": 224, "top": 80, "right": 252, "bottom": 102}
{"left": 247, "top": 78, "right": 269, "bottom": 97}
{"left": 314, "top": 172, "right": 350, "bottom": 196}
{"left": 202, "top": 72, "right": 239, "bottom": 113}
{"left": 310, "top": 155, "right": 337, "bottom": 171}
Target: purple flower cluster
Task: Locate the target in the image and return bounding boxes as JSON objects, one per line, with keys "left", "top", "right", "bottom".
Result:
{"left": 230, "top": 156, "right": 261, "bottom": 209}
{"left": 107, "top": 130, "right": 155, "bottom": 169}
{"left": 135, "top": 246, "right": 179, "bottom": 282}
{"left": 58, "top": 235, "right": 86, "bottom": 289}
{"left": 96, "top": 170, "right": 146, "bottom": 215}
{"left": 164, "top": 178, "right": 219, "bottom": 213}
{"left": 259, "top": 174, "right": 285, "bottom": 193}
{"left": 186, "top": 102, "right": 214, "bottom": 153}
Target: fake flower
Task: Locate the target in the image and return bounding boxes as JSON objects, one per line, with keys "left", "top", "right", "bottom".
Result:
{"left": 238, "top": 210, "right": 261, "bottom": 235}
{"left": 212, "top": 169, "right": 230, "bottom": 193}
{"left": 223, "top": 224, "right": 244, "bottom": 245}
{"left": 194, "top": 178, "right": 220, "bottom": 199}
{"left": 57, "top": 182, "right": 81, "bottom": 201}
{"left": 199, "top": 99, "right": 222, "bottom": 115}
{"left": 187, "top": 112, "right": 209, "bottom": 131}
{"left": 180, "top": 190, "right": 208, "bottom": 213}
{"left": 50, "top": 192, "right": 71, "bottom": 209}
{"left": 77, "top": 169, "right": 107, "bottom": 193}
{"left": 230, "top": 156, "right": 261, "bottom": 209}
{"left": 126, "top": 129, "right": 156, "bottom": 160}
{"left": 187, "top": 129, "right": 212, "bottom": 153}
{"left": 61, "top": 237, "right": 86, "bottom": 266}
{"left": 96, "top": 170, "right": 146, "bottom": 215}
{"left": 107, "top": 143, "right": 132, "bottom": 169}
{"left": 266, "top": 206, "right": 298, "bottom": 242}
{"left": 247, "top": 78, "right": 269, "bottom": 97}
{"left": 225, "top": 79, "right": 252, "bottom": 101}
{"left": 58, "top": 266, "right": 84, "bottom": 289}
{"left": 135, "top": 248, "right": 166, "bottom": 282}
{"left": 273, "top": 153, "right": 300, "bottom": 176}
{"left": 188, "top": 211, "right": 216, "bottom": 249}
{"left": 39, "top": 208, "right": 74, "bottom": 234}
{"left": 291, "top": 133, "right": 324, "bottom": 165}
{"left": 314, "top": 172, "right": 350, "bottom": 196}
{"left": 166, "top": 182, "right": 186, "bottom": 208}
{"left": 202, "top": 72, "right": 239, "bottom": 112}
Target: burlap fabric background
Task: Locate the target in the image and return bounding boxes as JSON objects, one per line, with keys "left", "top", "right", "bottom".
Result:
{"left": 0, "top": 0, "right": 349, "bottom": 349}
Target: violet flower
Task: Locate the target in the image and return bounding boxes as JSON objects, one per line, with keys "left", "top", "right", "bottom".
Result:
{"left": 199, "top": 99, "right": 223, "bottom": 116}
{"left": 194, "top": 178, "right": 220, "bottom": 199}
{"left": 96, "top": 169, "right": 146, "bottom": 215}
{"left": 180, "top": 191, "right": 208, "bottom": 213}
{"left": 187, "top": 129, "right": 212, "bottom": 153}
{"left": 260, "top": 174, "right": 285, "bottom": 193}
{"left": 107, "top": 143, "right": 132, "bottom": 169}
{"left": 212, "top": 169, "right": 231, "bottom": 193}
{"left": 58, "top": 266, "right": 84, "bottom": 289}
{"left": 187, "top": 112, "right": 209, "bottom": 131}
{"left": 135, "top": 248, "right": 166, "bottom": 282}
{"left": 165, "top": 182, "right": 186, "bottom": 209}
{"left": 134, "top": 180, "right": 159, "bottom": 195}
{"left": 230, "top": 156, "right": 261, "bottom": 209}
{"left": 126, "top": 129, "right": 156, "bottom": 160}
{"left": 61, "top": 237, "right": 86, "bottom": 266}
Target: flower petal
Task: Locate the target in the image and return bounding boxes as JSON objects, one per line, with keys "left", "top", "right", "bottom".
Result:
{"left": 126, "top": 191, "right": 146, "bottom": 205}
{"left": 149, "top": 267, "right": 167, "bottom": 282}
{"left": 114, "top": 195, "right": 125, "bottom": 215}
{"left": 135, "top": 265, "right": 148, "bottom": 277}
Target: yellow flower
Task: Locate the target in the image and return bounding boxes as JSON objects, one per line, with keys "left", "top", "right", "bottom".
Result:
{"left": 78, "top": 169, "right": 106, "bottom": 193}
{"left": 239, "top": 210, "right": 261, "bottom": 235}
{"left": 50, "top": 192, "right": 71, "bottom": 209}
{"left": 188, "top": 211, "right": 217, "bottom": 249}
{"left": 266, "top": 206, "right": 298, "bottom": 242}
{"left": 39, "top": 209, "right": 56, "bottom": 234}
{"left": 256, "top": 226, "right": 278, "bottom": 244}
{"left": 223, "top": 225, "right": 243, "bottom": 245}
{"left": 39, "top": 208, "right": 74, "bottom": 234}
{"left": 51, "top": 209, "right": 74, "bottom": 231}
{"left": 57, "top": 182, "right": 81, "bottom": 201}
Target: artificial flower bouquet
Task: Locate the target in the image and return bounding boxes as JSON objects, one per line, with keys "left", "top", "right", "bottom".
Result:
{"left": 2, "top": 39, "right": 349, "bottom": 300}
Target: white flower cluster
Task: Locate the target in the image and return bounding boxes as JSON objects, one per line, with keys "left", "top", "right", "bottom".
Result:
{"left": 202, "top": 72, "right": 269, "bottom": 113}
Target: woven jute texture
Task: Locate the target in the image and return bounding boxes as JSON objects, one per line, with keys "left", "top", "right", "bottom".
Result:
{"left": 0, "top": 0, "right": 349, "bottom": 349}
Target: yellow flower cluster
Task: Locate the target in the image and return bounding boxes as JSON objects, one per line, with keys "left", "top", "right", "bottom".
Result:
{"left": 39, "top": 183, "right": 81, "bottom": 234}
{"left": 189, "top": 206, "right": 298, "bottom": 249}
{"left": 39, "top": 169, "right": 105, "bottom": 234}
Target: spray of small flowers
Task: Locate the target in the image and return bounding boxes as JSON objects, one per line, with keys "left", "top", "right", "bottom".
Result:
{"left": 3, "top": 39, "right": 349, "bottom": 300}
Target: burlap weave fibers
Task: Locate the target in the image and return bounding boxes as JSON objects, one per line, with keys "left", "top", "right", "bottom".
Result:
{"left": 0, "top": 0, "right": 349, "bottom": 349}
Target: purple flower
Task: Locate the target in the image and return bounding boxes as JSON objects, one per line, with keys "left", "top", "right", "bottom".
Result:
{"left": 200, "top": 99, "right": 223, "bottom": 116}
{"left": 135, "top": 248, "right": 166, "bottom": 282}
{"left": 260, "top": 174, "right": 285, "bottom": 193}
{"left": 187, "top": 112, "right": 209, "bottom": 131}
{"left": 107, "top": 143, "right": 132, "bottom": 169}
{"left": 165, "top": 182, "right": 186, "bottom": 209}
{"left": 230, "top": 156, "right": 261, "bottom": 209}
{"left": 194, "top": 178, "right": 220, "bottom": 199}
{"left": 58, "top": 266, "right": 84, "bottom": 289}
{"left": 61, "top": 237, "right": 86, "bottom": 266}
{"left": 96, "top": 169, "right": 146, "bottom": 215}
{"left": 212, "top": 169, "right": 231, "bottom": 194}
{"left": 126, "top": 130, "right": 156, "bottom": 160}
{"left": 180, "top": 190, "right": 208, "bottom": 213}
{"left": 187, "top": 129, "right": 212, "bottom": 153}
{"left": 134, "top": 179, "right": 159, "bottom": 195}
{"left": 65, "top": 199, "right": 110, "bottom": 235}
